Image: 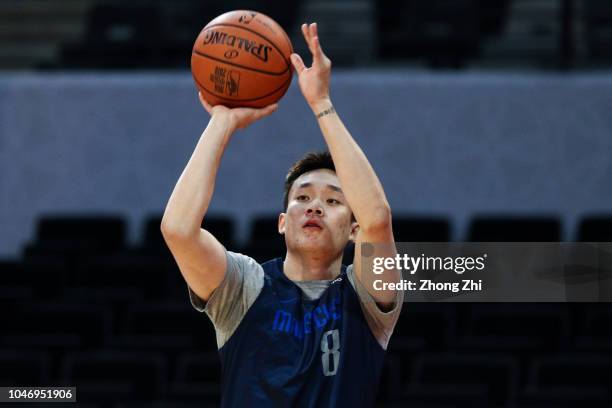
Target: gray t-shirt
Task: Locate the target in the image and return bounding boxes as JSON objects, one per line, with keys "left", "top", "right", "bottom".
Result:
{"left": 189, "top": 250, "right": 404, "bottom": 350}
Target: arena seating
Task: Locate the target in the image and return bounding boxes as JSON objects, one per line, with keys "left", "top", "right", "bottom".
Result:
{"left": 0, "top": 350, "right": 51, "bottom": 385}
{"left": 467, "top": 216, "right": 561, "bottom": 241}
{"left": 583, "top": 0, "right": 612, "bottom": 60}
{"left": 578, "top": 215, "right": 612, "bottom": 241}
{"left": 1, "top": 213, "right": 610, "bottom": 406}
{"left": 392, "top": 216, "right": 451, "bottom": 242}
{"left": 242, "top": 215, "right": 287, "bottom": 263}
{"left": 376, "top": 0, "right": 484, "bottom": 67}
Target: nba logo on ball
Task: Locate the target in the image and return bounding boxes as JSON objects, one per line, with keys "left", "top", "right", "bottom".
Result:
{"left": 227, "top": 71, "right": 240, "bottom": 96}
{"left": 191, "top": 10, "right": 294, "bottom": 108}
{"left": 238, "top": 12, "right": 256, "bottom": 24}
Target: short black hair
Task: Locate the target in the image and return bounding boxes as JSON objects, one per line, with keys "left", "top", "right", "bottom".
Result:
{"left": 283, "top": 151, "right": 335, "bottom": 210}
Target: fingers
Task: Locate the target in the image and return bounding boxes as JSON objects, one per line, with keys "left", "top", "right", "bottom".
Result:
{"left": 301, "top": 22, "right": 326, "bottom": 64}
{"left": 242, "top": 103, "right": 278, "bottom": 122}
{"left": 311, "top": 36, "right": 325, "bottom": 64}
{"left": 266, "top": 103, "right": 279, "bottom": 115}
{"left": 301, "top": 23, "right": 311, "bottom": 45}
{"left": 258, "top": 103, "right": 278, "bottom": 119}
{"left": 290, "top": 53, "right": 306, "bottom": 74}
{"left": 309, "top": 22, "right": 317, "bottom": 39}
{"left": 301, "top": 23, "right": 316, "bottom": 55}
{"left": 235, "top": 103, "right": 277, "bottom": 129}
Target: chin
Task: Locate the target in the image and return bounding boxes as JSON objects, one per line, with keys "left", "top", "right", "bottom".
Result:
{"left": 299, "top": 241, "right": 327, "bottom": 252}
{"left": 304, "top": 243, "right": 346, "bottom": 260}
{"left": 293, "top": 238, "right": 332, "bottom": 253}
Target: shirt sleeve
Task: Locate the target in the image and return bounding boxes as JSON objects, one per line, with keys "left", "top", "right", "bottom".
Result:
{"left": 346, "top": 264, "right": 404, "bottom": 350}
{"left": 187, "top": 250, "right": 264, "bottom": 348}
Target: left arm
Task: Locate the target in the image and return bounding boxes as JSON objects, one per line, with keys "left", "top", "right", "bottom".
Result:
{"left": 291, "top": 23, "right": 400, "bottom": 309}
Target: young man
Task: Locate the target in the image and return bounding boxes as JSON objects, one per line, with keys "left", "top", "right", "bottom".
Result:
{"left": 161, "top": 23, "right": 403, "bottom": 407}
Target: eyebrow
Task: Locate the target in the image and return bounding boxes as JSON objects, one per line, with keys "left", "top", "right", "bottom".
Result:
{"left": 297, "top": 182, "right": 343, "bottom": 193}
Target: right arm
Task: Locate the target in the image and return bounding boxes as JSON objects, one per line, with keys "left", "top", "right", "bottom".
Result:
{"left": 161, "top": 93, "right": 277, "bottom": 301}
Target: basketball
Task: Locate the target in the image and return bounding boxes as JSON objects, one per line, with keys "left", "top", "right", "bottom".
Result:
{"left": 191, "top": 10, "right": 293, "bottom": 108}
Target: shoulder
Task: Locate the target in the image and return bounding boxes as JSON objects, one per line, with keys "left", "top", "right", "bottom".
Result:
{"left": 189, "top": 250, "right": 265, "bottom": 313}
{"left": 190, "top": 250, "right": 267, "bottom": 348}
{"left": 345, "top": 263, "right": 404, "bottom": 350}
{"left": 227, "top": 251, "right": 265, "bottom": 277}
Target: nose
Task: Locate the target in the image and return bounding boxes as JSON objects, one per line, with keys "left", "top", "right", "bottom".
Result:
{"left": 306, "top": 199, "right": 324, "bottom": 216}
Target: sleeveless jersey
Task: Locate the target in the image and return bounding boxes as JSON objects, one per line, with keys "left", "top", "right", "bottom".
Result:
{"left": 217, "top": 257, "right": 387, "bottom": 407}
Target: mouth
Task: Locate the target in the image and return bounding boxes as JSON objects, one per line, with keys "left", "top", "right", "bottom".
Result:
{"left": 302, "top": 220, "right": 323, "bottom": 230}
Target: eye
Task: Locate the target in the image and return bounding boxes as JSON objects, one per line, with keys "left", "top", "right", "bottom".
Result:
{"left": 327, "top": 198, "right": 341, "bottom": 205}
{"left": 296, "top": 195, "right": 309, "bottom": 201}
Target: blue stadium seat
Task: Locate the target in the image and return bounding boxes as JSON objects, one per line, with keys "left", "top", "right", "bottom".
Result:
{"left": 0, "top": 350, "right": 51, "bottom": 385}
{"left": 0, "top": 255, "right": 69, "bottom": 298}
{"left": 112, "top": 302, "right": 216, "bottom": 352}
{"left": 575, "top": 304, "right": 612, "bottom": 350}
{"left": 584, "top": 0, "right": 612, "bottom": 60}
{"left": 24, "top": 215, "right": 127, "bottom": 257}
{"left": 71, "top": 253, "right": 171, "bottom": 298}
{"left": 392, "top": 216, "right": 451, "bottom": 242}
{"left": 391, "top": 303, "right": 456, "bottom": 385}
{"left": 0, "top": 284, "right": 33, "bottom": 301}
{"left": 519, "top": 387, "right": 610, "bottom": 408}
{"left": 457, "top": 304, "right": 571, "bottom": 352}
{"left": 61, "top": 5, "right": 163, "bottom": 68}
{"left": 0, "top": 303, "right": 112, "bottom": 349}
{"left": 0, "top": 261, "right": 36, "bottom": 299}
{"left": 60, "top": 351, "right": 167, "bottom": 401}
{"left": 399, "top": 383, "right": 488, "bottom": 407}
{"left": 521, "top": 353, "right": 612, "bottom": 407}
{"left": 410, "top": 352, "right": 519, "bottom": 406}
{"left": 61, "top": 286, "right": 145, "bottom": 304}
{"left": 577, "top": 215, "right": 612, "bottom": 241}
{"left": 527, "top": 353, "right": 612, "bottom": 388}
{"left": 166, "top": 351, "right": 221, "bottom": 403}
{"left": 116, "top": 402, "right": 213, "bottom": 408}
{"left": 243, "top": 215, "right": 286, "bottom": 263}
{"left": 175, "top": 351, "right": 220, "bottom": 383}
{"left": 377, "top": 352, "right": 403, "bottom": 402}
{"left": 376, "top": 0, "right": 482, "bottom": 68}
{"left": 468, "top": 216, "right": 562, "bottom": 241}
{"left": 393, "top": 303, "right": 457, "bottom": 350}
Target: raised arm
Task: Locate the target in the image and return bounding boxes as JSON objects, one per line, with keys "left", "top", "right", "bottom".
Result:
{"left": 161, "top": 93, "right": 277, "bottom": 301}
{"left": 291, "top": 23, "right": 399, "bottom": 308}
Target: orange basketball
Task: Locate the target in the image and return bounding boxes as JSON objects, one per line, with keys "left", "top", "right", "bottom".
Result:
{"left": 191, "top": 10, "right": 294, "bottom": 108}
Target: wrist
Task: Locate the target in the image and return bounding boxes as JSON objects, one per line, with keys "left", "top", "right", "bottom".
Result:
{"left": 212, "top": 106, "right": 235, "bottom": 121}
{"left": 209, "top": 111, "right": 237, "bottom": 138}
{"left": 310, "top": 98, "right": 333, "bottom": 114}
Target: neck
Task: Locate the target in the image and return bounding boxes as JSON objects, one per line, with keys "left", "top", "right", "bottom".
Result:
{"left": 283, "top": 250, "right": 343, "bottom": 281}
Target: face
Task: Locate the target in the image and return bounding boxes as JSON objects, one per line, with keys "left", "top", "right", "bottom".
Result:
{"left": 279, "top": 169, "right": 358, "bottom": 259}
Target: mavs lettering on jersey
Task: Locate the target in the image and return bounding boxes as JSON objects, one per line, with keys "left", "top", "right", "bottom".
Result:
{"left": 272, "top": 297, "right": 341, "bottom": 338}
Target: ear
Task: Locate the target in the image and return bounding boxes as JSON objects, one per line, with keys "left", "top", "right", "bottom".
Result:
{"left": 278, "top": 212, "right": 286, "bottom": 235}
{"left": 349, "top": 221, "right": 360, "bottom": 242}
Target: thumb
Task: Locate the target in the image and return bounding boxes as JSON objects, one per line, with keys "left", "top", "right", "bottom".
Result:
{"left": 260, "top": 103, "right": 278, "bottom": 118}
{"left": 290, "top": 53, "right": 306, "bottom": 74}
{"left": 198, "top": 92, "right": 214, "bottom": 115}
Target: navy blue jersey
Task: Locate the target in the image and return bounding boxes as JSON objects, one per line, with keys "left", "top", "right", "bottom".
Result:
{"left": 217, "top": 257, "right": 387, "bottom": 407}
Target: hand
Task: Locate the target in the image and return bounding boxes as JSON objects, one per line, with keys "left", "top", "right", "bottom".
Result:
{"left": 198, "top": 92, "right": 278, "bottom": 131}
{"left": 290, "top": 23, "right": 332, "bottom": 111}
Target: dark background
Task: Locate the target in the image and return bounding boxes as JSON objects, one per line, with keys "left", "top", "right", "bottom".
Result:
{"left": 1, "top": 0, "right": 612, "bottom": 406}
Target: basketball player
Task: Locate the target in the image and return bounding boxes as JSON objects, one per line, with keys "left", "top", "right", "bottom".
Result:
{"left": 161, "top": 23, "right": 403, "bottom": 407}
